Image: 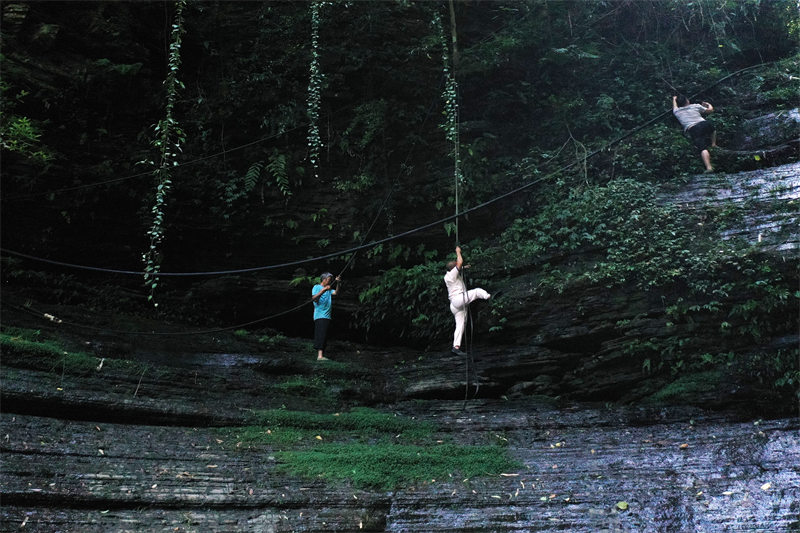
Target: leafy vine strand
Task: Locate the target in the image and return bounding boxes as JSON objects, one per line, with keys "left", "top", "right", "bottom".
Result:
{"left": 307, "top": 0, "right": 326, "bottom": 180}
{"left": 142, "top": 0, "right": 187, "bottom": 305}
{"left": 432, "top": 10, "right": 461, "bottom": 239}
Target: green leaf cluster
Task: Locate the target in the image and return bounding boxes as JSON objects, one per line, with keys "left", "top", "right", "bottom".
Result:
{"left": 355, "top": 260, "right": 446, "bottom": 342}
{"left": 0, "top": 82, "right": 52, "bottom": 164}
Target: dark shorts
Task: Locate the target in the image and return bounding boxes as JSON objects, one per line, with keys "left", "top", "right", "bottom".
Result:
{"left": 687, "top": 120, "right": 715, "bottom": 153}
{"left": 313, "top": 318, "right": 331, "bottom": 351}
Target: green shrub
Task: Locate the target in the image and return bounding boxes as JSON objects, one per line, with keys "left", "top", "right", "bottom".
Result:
{"left": 355, "top": 262, "right": 448, "bottom": 342}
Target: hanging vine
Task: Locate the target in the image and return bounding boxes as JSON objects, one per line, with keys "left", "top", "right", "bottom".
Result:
{"left": 307, "top": 0, "right": 325, "bottom": 180}
{"left": 141, "top": 0, "right": 187, "bottom": 305}
{"left": 432, "top": 9, "right": 461, "bottom": 239}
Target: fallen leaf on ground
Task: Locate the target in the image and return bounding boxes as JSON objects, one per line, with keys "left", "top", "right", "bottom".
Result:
{"left": 616, "top": 501, "right": 629, "bottom": 510}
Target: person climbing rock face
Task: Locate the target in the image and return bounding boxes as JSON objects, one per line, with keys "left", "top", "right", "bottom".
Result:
{"left": 672, "top": 94, "right": 717, "bottom": 172}
{"left": 444, "top": 246, "right": 493, "bottom": 357}
{"left": 311, "top": 272, "right": 340, "bottom": 361}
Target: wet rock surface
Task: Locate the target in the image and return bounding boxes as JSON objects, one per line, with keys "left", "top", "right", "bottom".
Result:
{"left": 1, "top": 334, "right": 798, "bottom": 532}
{"left": 1, "top": 156, "right": 798, "bottom": 530}
{"left": 732, "top": 108, "right": 800, "bottom": 151}
{"left": 658, "top": 161, "right": 800, "bottom": 252}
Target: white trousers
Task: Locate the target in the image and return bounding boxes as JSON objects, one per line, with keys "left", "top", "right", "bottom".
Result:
{"left": 449, "top": 288, "right": 490, "bottom": 348}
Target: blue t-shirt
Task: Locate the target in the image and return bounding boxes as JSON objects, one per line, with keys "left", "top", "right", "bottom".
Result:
{"left": 312, "top": 284, "right": 334, "bottom": 320}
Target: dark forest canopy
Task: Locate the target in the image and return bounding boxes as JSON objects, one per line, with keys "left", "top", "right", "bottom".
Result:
{"left": 1, "top": 1, "right": 798, "bottom": 362}
{"left": 2, "top": 0, "right": 797, "bottom": 261}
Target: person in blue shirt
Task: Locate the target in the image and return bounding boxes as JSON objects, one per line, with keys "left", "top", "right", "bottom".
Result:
{"left": 311, "top": 272, "right": 340, "bottom": 361}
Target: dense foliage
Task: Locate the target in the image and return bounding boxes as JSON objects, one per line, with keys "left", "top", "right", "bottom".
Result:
{"left": 1, "top": 1, "right": 797, "bottom": 397}
{"left": 3, "top": 1, "right": 796, "bottom": 264}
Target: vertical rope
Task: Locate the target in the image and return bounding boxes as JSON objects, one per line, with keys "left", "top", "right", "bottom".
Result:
{"left": 433, "top": 8, "right": 460, "bottom": 245}
{"left": 435, "top": 5, "right": 473, "bottom": 401}
{"left": 454, "top": 94, "right": 459, "bottom": 245}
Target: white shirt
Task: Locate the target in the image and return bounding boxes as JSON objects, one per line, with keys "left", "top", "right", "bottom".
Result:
{"left": 444, "top": 267, "right": 465, "bottom": 301}
{"left": 673, "top": 104, "right": 707, "bottom": 131}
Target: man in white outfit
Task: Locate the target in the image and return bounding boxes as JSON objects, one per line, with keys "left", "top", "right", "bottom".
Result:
{"left": 444, "top": 246, "right": 492, "bottom": 356}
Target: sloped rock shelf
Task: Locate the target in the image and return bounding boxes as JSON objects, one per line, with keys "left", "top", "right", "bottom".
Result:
{"left": 1, "top": 345, "right": 798, "bottom": 532}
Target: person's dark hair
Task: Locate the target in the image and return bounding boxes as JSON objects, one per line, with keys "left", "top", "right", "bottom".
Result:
{"left": 446, "top": 260, "right": 457, "bottom": 271}
{"left": 676, "top": 94, "right": 689, "bottom": 107}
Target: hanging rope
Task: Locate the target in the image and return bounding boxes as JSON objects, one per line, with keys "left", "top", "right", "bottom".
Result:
{"left": 2, "top": 61, "right": 775, "bottom": 278}
{"left": 438, "top": 3, "right": 478, "bottom": 400}
{"left": 1, "top": 67, "right": 449, "bottom": 339}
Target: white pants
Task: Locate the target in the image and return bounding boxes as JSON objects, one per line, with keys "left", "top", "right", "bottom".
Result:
{"left": 449, "top": 288, "right": 490, "bottom": 348}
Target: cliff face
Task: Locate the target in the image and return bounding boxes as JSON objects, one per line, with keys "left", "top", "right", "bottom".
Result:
{"left": 2, "top": 143, "right": 798, "bottom": 533}
{"left": 1, "top": 314, "right": 798, "bottom": 532}
{"left": 439, "top": 161, "right": 799, "bottom": 410}
{"left": 175, "top": 138, "right": 799, "bottom": 415}
{"left": 2, "top": 3, "right": 798, "bottom": 529}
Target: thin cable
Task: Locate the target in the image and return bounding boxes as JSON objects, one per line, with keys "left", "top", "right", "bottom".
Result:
{"left": 4, "top": 100, "right": 370, "bottom": 202}
{"left": 3, "top": 300, "right": 310, "bottom": 337}
{"left": 335, "top": 66, "right": 443, "bottom": 279}
{"left": 460, "top": 269, "right": 470, "bottom": 403}
{"left": 513, "top": 61, "right": 774, "bottom": 177}
{"left": 2, "top": 62, "right": 774, "bottom": 278}
{"left": 454, "top": 86, "right": 460, "bottom": 247}
{"left": 1, "top": 74, "right": 448, "bottom": 338}
{"left": 335, "top": 184, "right": 395, "bottom": 278}
{"left": 468, "top": 303, "right": 477, "bottom": 397}
{"left": 1, "top": 77, "right": 449, "bottom": 278}
{"left": 3, "top": 125, "right": 310, "bottom": 202}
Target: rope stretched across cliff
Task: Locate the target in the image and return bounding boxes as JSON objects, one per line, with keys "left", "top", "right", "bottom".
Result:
{"left": 2, "top": 61, "right": 777, "bottom": 279}
{"left": 1, "top": 62, "right": 779, "bottom": 338}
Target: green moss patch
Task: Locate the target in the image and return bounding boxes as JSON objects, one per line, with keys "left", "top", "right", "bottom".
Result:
{"left": 0, "top": 328, "right": 149, "bottom": 377}
{"left": 1, "top": 331, "right": 98, "bottom": 373}
{"left": 277, "top": 442, "right": 518, "bottom": 490}
{"left": 274, "top": 375, "right": 333, "bottom": 398}
{"left": 254, "top": 407, "right": 434, "bottom": 438}
{"left": 224, "top": 407, "right": 519, "bottom": 489}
